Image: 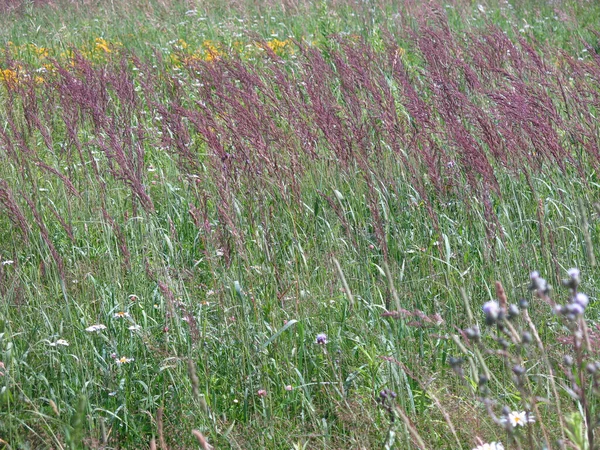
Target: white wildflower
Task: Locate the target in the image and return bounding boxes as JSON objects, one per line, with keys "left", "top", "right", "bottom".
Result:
{"left": 115, "top": 356, "right": 134, "bottom": 365}
{"left": 501, "top": 410, "right": 535, "bottom": 427}
{"left": 473, "top": 443, "right": 504, "bottom": 450}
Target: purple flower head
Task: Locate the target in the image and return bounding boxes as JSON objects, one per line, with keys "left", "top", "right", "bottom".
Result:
{"left": 564, "top": 268, "right": 581, "bottom": 290}
{"left": 483, "top": 301, "right": 500, "bottom": 324}
{"left": 530, "top": 271, "right": 540, "bottom": 280}
{"left": 316, "top": 333, "right": 328, "bottom": 345}
{"left": 529, "top": 271, "right": 549, "bottom": 295}
{"left": 567, "top": 268, "right": 580, "bottom": 282}
{"left": 574, "top": 293, "right": 589, "bottom": 308}
{"left": 567, "top": 303, "right": 585, "bottom": 317}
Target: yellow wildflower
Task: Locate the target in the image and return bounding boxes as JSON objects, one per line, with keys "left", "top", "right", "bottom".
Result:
{"left": 266, "top": 38, "right": 293, "bottom": 55}
{"left": 95, "top": 38, "right": 112, "bottom": 53}
{"left": 30, "top": 44, "right": 49, "bottom": 58}
{"left": 0, "top": 69, "right": 18, "bottom": 87}
{"left": 202, "top": 40, "right": 222, "bottom": 62}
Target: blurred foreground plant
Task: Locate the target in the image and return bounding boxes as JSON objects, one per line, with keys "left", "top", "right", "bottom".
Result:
{"left": 450, "top": 269, "right": 599, "bottom": 450}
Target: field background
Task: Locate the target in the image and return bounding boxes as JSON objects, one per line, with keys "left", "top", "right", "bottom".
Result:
{"left": 1, "top": 0, "right": 600, "bottom": 448}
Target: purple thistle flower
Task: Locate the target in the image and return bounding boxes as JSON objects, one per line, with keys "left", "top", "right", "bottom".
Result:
{"left": 483, "top": 300, "right": 500, "bottom": 324}
{"left": 574, "top": 293, "right": 589, "bottom": 308}
{"left": 567, "top": 268, "right": 580, "bottom": 281}
{"left": 316, "top": 333, "right": 328, "bottom": 345}
{"left": 567, "top": 303, "right": 585, "bottom": 317}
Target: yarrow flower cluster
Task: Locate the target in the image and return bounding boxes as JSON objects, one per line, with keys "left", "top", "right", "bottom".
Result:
{"left": 85, "top": 324, "right": 107, "bottom": 332}
{"left": 49, "top": 339, "right": 70, "bottom": 347}
{"left": 472, "top": 443, "right": 504, "bottom": 450}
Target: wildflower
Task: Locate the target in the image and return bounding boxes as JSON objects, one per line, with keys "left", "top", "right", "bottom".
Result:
{"left": 501, "top": 410, "right": 535, "bottom": 427}
{"left": 0, "top": 361, "right": 4, "bottom": 376}
{"left": 482, "top": 301, "right": 501, "bottom": 324}
{"left": 518, "top": 298, "right": 529, "bottom": 309}
{"left": 507, "top": 304, "right": 520, "bottom": 319}
{"left": 574, "top": 293, "right": 589, "bottom": 308}
{"left": 566, "top": 302, "right": 585, "bottom": 318}
{"left": 113, "top": 311, "right": 130, "bottom": 319}
{"left": 115, "top": 356, "right": 134, "bottom": 365}
{"left": 266, "top": 38, "right": 292, "bottom": 55}
{"left": 566, "top": 268, "right": 581, "bottom": 287}
{"left": 464, "top": 326, "right": 481, "bottom": 342}
{"left": 95, "top": 38, "right": 112, "bottom": 53}
{"left": 473, "top": 443, "right": 504, "bottom": 450}
{"left": 379, "top": 389, "right": 397, "bottom": 400}
{"left": 257, "top": 389, "right": 267, "bottom": 397}
{"left": 49, "top": 339, "right": 70, "bottom": 347}
{"left": 285, "top": 385, "right": 293, "bottom": 391}
{"left": 85, "top": 324, "right": 107, "bottom": 332}
{"left": 0, "top": 68, "right": 18, "bottom": 86}
{"left": 128, "top": 325, "right": 141, "bottom": 331}
{"left": 529, "top": 271, "right": 549, "bottom": 295}
{"left": 1, "top": 260, "right": 14, "bottom": 266}
{"left": 316, "top": 333, "right": 328, "bottom": 345}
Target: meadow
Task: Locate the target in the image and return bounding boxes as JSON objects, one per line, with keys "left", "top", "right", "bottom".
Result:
{"left": 1, "top": 0, "right": 600, "bottom": 448}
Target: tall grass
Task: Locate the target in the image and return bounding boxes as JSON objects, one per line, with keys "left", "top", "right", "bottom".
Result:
{"left": 0, "top": 0, "right": 600, "bottom": 448}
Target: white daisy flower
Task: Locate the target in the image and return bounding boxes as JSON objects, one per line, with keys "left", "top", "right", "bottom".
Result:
{"left": 49, "top": 339, "right": 70, "bottom": 347}
{"left": 128, "top": 325, "right": 141, "bottom": 331}
{"left": 473, "top": 442, "right": 504, "bottom": 450}
{"left": 501, "top": 410, "right": 535, "bottom": 427}
{"left": 115, "top": 356, "right": 134, "bottom": 365}
{"left": 113, "top": 311, "right": 131, "bottom": 319}
{"left": 85, "top": 324, "right": 107, "bottom": 332}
